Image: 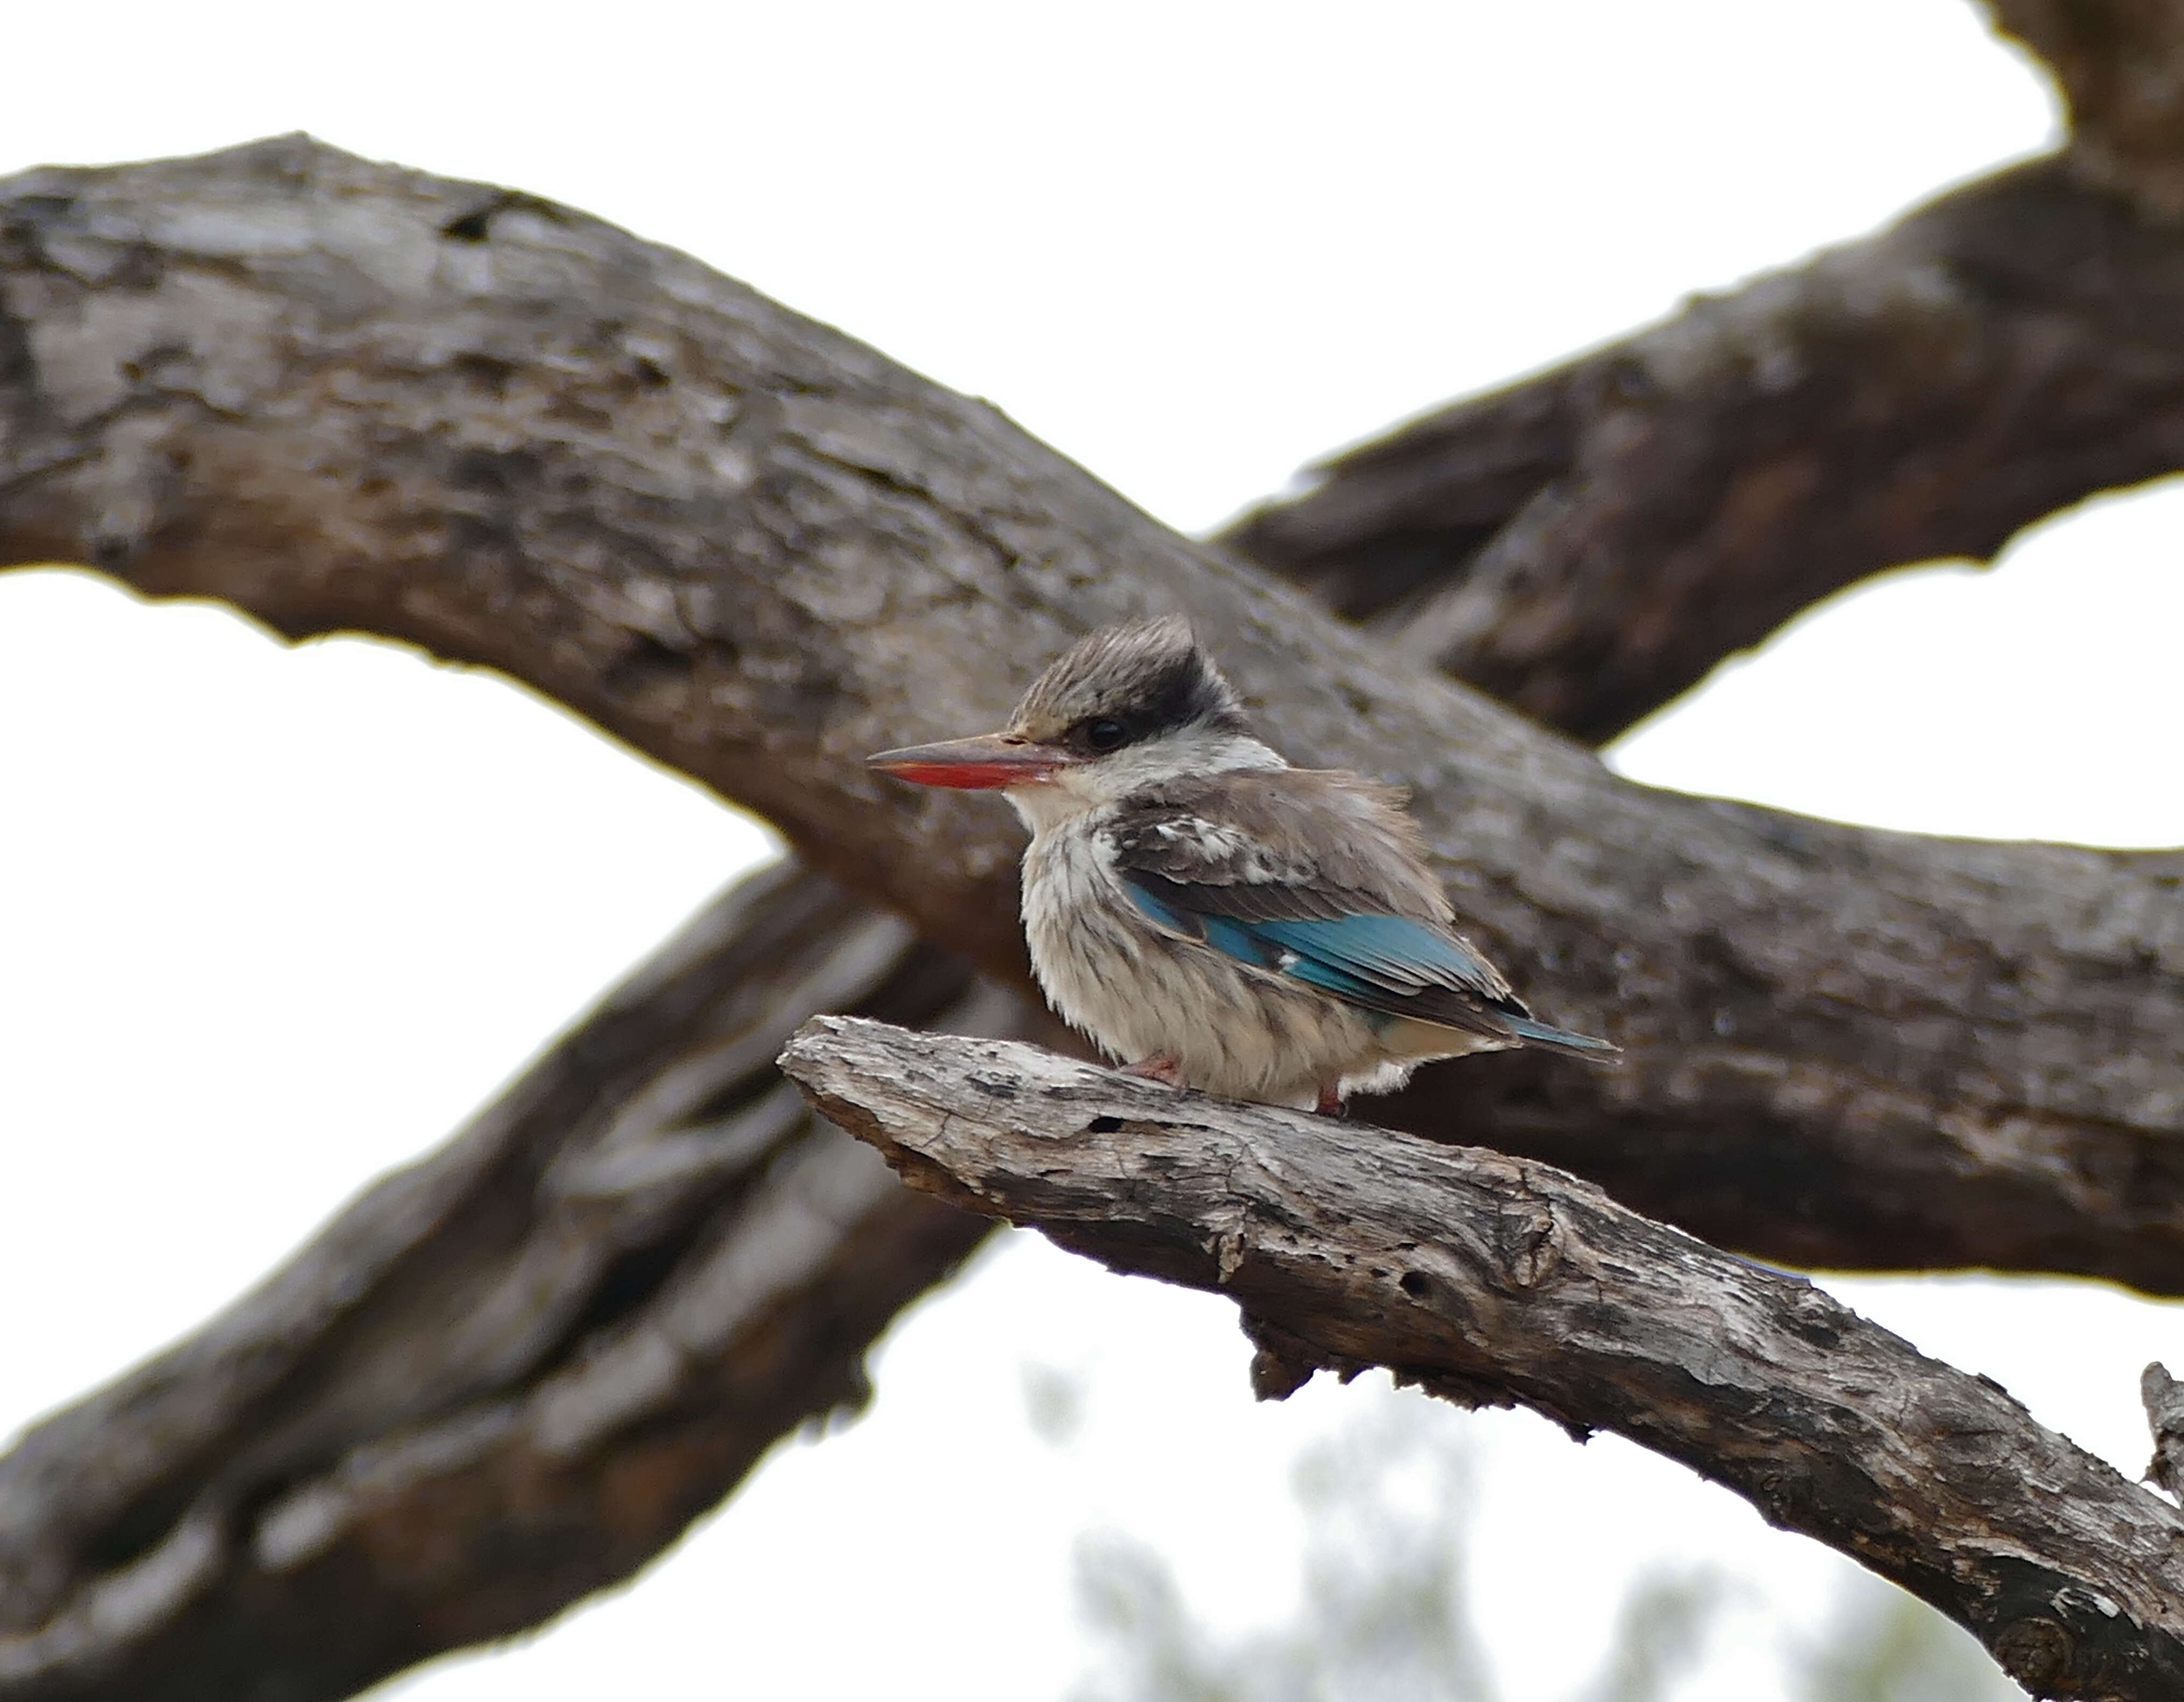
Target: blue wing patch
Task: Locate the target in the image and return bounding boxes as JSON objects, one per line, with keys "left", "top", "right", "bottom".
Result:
{"left": 1122, "top": 878, "right": 1505, "bottom": 1008}
{"left": 1257, "top": 914, "right": 1498, "bottom": 996}
{"left": 1115, "top": 844, "right": 1619, "bottom": 1060}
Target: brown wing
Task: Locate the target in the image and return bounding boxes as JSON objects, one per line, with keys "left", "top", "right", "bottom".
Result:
{"left": 1106, "top": 772, "right": 1526, "bottom": 1022}
{"left": 1111, "top": 768, "right": 1456, "bottom": 923}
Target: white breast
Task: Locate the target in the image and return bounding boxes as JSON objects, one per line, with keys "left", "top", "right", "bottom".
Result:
{"left": 1016, "top": 813, "right": 1433, "bottom": 1108}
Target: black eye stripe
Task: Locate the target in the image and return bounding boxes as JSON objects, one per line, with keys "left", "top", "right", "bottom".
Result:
{"left": 1066, "top": 715, "right": 1134, "bottom": 754}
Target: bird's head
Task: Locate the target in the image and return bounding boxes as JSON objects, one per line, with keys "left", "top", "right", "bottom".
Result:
{"left": 868, "top": 616, "right": 1280, "bottom": 822}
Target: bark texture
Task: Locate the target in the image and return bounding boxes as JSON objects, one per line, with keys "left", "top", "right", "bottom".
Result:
{"left": 8, "top": 63, "right": 2184, "bottom": 1699}
{"left": 2143, "top": 1362, "right": 2184, "bottom": 1499}
{"left": 783, "top": 1016, "right": 2184, "bottom": 1702}
{"left": 1217, "top": 157, "right": 2184, "bottom": 742}
{"left": 1, "top": 138, "right": 2180, "bottom": 1298}
{"left": 1215, "top": 1, "right": 2184, "bottom": 743}
{"left": 0, "top": 863, "right": 1018, "bottom": 1702}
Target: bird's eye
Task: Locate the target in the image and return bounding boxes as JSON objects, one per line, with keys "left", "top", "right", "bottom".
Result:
{"left": 1082, "top": 717, "right": 1128, "bottom": 753}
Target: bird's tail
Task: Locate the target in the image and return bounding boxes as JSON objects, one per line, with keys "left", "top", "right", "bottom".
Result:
{"left": 1501, "top": 1014, "right": 1622, "bottom": 1063}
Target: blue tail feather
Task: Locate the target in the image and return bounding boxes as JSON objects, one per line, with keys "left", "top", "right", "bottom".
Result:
{"left": 1497, "top": 1013, "right": 1621, "bottom": 1059}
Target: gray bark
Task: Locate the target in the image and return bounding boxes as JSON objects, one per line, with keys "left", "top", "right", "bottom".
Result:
{"left": 8, "top": 14, "right": 2184, "bottom": 1687}
{"left": 1218, "top": 155, "right": 2184, "bottom": 742}
{"left": 782, "top": 1016, "right": 2184, "bottom": 1702}
{"left": 1216, "top": 3, "right": 2184, "bottom": 745}
{"left": 2142, "top": 1363, "right": 2184, "bottom": 1500}
{"left": 0, "top": 863, "right": 1019, "bottom": 1701}
{"left": 2, "top": 138, "right": 2179, "bottom": 1298}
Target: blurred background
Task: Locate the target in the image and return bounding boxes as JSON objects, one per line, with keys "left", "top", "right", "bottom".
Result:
{"left": 2, "top": 3, "right": 2179, "bottom": 1697}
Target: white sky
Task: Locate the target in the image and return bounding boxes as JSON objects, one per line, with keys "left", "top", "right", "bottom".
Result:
{"left": 1, "top": 3, "right": 2179, "bottom": 1699}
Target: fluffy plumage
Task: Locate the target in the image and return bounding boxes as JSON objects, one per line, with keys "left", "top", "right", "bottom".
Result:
{"left": 872, "top": 616, "right": 1617, "bottom": 1111}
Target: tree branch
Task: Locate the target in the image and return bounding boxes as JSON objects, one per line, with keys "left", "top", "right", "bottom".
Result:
{"left": 1217, "top": 5, "right": 2184, "bottom": 745}
{"left": 1987, "top": 0, "right": 2184, "bottom": 220}
{"left": 32, "top": 128, "right": 2182, "bottom": 1702}
{"left": 2, "top": 138, "right": 2179, "bottom": 1293}
{"left": 782, "top": 1016, "right": 2184, "bottom": 1702}
{"left": 0, "top": 863, "right": 1024, "bottom": 1702}
{"left": 1216, "top": 158, "right": 2184, "bottom": 742}
{"left": 2142, "top": 1362, "right": 2184, "bottom": 1499}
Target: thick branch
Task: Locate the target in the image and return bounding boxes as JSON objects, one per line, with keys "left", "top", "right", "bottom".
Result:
{"left": 1220, "top": 3, "right": 2184, "bottom": 742}
{"left": 783, "top": 1017, "right": 2184, "bottom": 1702}
{"left": 0, "top": 863, "right": 1022, "bottom": 1702}
{"left": 2, "top": 138, "right": 2180, "bottom": 1293}
{"left": 1217, "top": 158, "right": 2184, "bottom": 741}
{"left": 2143, "top": 1362, "right": 2184, "bottom": 1498}
{"left": 1987, "top": 0, "right": 2184, "bottom": 219}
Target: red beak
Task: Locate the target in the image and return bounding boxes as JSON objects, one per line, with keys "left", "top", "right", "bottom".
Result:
{"left": 867, "top": 733, "right": 1075, "bottom": 790}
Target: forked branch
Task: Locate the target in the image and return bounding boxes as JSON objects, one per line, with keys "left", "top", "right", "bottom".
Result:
{"left": 1218, "top": 158, "right": 2184, "bottom": 743}
{"left": 2, "top": 139, "right": 2179, "bottom": 1293}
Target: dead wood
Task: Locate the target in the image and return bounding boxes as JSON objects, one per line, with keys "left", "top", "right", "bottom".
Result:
{"left": 1219, "top": 156, "right": 2184, "bottom": 742}
{"left": 784, "top": 1015, "right": 2184, "bottom": 1702}
{"left": 1, "top": 138, "right": 2178, "bottom": 1297}
{"left": 5, "top": 46, "right": 2184, "bottom": 1692}
{"left": 0, "top": 864, "right": 1018, "bottom": 1701}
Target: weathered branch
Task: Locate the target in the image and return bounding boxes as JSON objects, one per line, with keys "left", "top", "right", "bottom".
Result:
{"left": 2, "top": 138, "right": 2180, "bottom": 1293}
{"left": 2143, "top": 1362, "right": 2184, "bottom": 1499}
{"left": 33, "top": 130, "right": 2177, "bottom": 1702}
{"left": 782, "top": 1016, "right": 2184, "bottom": 1702}
{"left": 1987, "top": 0, "right": 2184, "bottom": 220}
{"left": 1217, "top": 158, "right": 2184, "bottom": 742}
{"left": 3, "top": 46, "right": 2183, "bottom": 1698}
{"left": 0, "top": 863, "right": 1025, "bottom": 1702}
{"left": 1218, "top": 5, "right": 2184, "bottom": 744}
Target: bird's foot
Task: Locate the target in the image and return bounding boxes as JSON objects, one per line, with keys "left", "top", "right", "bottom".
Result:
{"left": 1315, "top": 1084, "right": 1348, "bottom": 1119}
{"left": 1122, "top": 1052, "right": 1186, "bottom": 1089}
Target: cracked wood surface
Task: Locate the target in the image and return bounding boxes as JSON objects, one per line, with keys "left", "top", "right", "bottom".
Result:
{"left": 1, "top": 138, "right": 2180, "bottom": 1295}
{"left": 783, "top": 1016, "right": 2184, "bottom": 1702}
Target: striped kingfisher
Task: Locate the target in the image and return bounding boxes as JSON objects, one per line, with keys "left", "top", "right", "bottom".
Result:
{"left": 869, "top": 617, "right": 1616, "bottom": 1114}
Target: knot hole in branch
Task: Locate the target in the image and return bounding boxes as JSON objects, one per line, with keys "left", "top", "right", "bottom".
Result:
{"left": 1993, "top": 1615, "right": 2076, "bottom": 1692}
{"left": 1494, "top": 1197, "right": 1564, "bottom": 1289}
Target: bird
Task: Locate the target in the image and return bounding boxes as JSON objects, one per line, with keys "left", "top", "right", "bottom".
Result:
{"left": 867, "top": 616, "right": 1617, "bottom": 1114}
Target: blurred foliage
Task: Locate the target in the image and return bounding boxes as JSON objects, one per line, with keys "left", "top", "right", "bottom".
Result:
{"left": 1070, "top": 1391, "right": 1504, "bottom": 1702}
{"left": 1071, "top": 1391, "right": 1712, "bottom": 1702}
{"left": 1023, "top": 1361, "right": 1092, "bottom": 1449}
{"left": 1067, "top": 1381, "right": 2022, "bottom": 1702}
{"left": 1792, "top": 1573, "right": 2023, "bottom": 1702}
{"left": 1572, "top": 1570, "right": 1725, "bottom": 1702}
